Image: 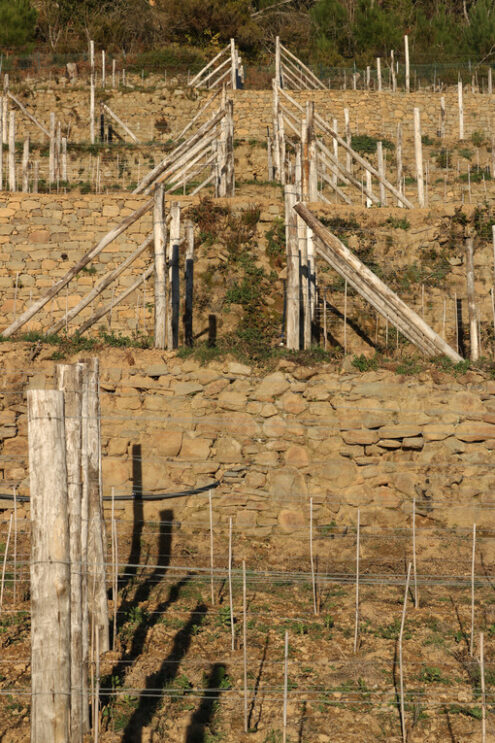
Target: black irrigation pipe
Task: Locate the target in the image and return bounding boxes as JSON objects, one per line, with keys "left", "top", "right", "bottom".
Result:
{"left": 0, "top": 480, "right": 219, "bottom": 504}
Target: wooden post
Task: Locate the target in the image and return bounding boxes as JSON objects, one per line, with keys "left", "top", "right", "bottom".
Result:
{"left": 399, "top": 564, "right": 412, "bottom": 743}
{"left": 22, "top": 137, "right": 29, "bottom": 193}
{"left": 228, "top": 518, "right": 234, "bottom": 651}
{"left": 377, "top": 141, "right": 386, "bottom": 205}
{"left": 282, "top": 630, "right": 289, "bottom": 743}
{"left": 470, "top": 522, "right": 477, "bottom": 656}
{"left": 267, "top": 127, "right": 274, "bottom": 180}
{"left": 309, "top": 497, "right": 317, "bottom": 615}
{"left": 465, "top": 237, "right": 479, "bottom": 361}
{"left": 489, "top": 68, "right": 493, "bottom": 95}
{"left": 396, "top": 123, "right": 403, "bottom": 207}
{"left": 62, "top": 137, "right": 67, "bottom": 183}
{"left": 230, "top": 38, "right": 236, "bottom": 89}
{"left": 209, "top": 491, "right": 215, "bottom": 605}
{"left": 56, "top": 364, "right": 86, "bottom": 743}
{"left": 153, "top": 184, "right": 166, "bottom": 349}
{"left": 101, "top": 50, "right": 105, "bottom": 89}
{"left": 353, "top": 508, "right": 360, "bottom": 653}
{"left": 184, "top": 220, "right": 194, "bottom": 346}
{"left": 49, "top": 112, "right": 55, "bottom": 187}
{"left": 225, "top": 99, "right": 235, "bottom": 196}
{"left": 112, "top": 59, "right": 116, "bottom": 89}
{"left": 278, "top": 112, "right": 286, "bottom": 186}
{"left": 275, "top": 36, "right": 281, "bottom": 88}
{"left": 242, "top": 560, "right": 248, "bottom": 733}
{"left": 365, "top": 169, "right": 372, "bottom": 208}
{"left": 414, "top": 108, "right": 425, "bottom": 207}
{"left": 285, "top": 185, "right": 299, "bottom": 349}
{"left": 2, "top": 94, "right": 7, "bottom": 146}
{"left": 480, "top": 631, "right": 486, "bottom": 742}
{"left": 391, "top": 50, "right": 397, "bottom": 92}
{"left": 90, "top": 40, "right": 95, "bottom": 145}
{"left": 458, "top": 81, "right": 464, "bottom": 140}
{"left": 168, "top": 201, "right": 180, "bottom": 349}
{"left": 83, "top": 360, "right": 109, "bottom": 654}
{"left": 332, "top": 118, "right": 338, "bottom": 187}
{"left": 404, "top": 34, "right": 410, "bottom": 93}
{"left": 8, "top": 110, "right": 15, "bottom": 192}
{"left": 28, "top": 390, "right": 71, "bottom": 743}
{"left": 376, "top": 57, "right": 382, "bottom": 92}
{"left": 344, "top": 108, "right": 352, "bottom": 174}
{"left": 412, "top": 499, "right": 418, "bottom": 609}
{"left": 272, "top": 80, "right": 281, "bottom": 182}
{"left": 440, "top": 96, "right": 446, "bottom": 139}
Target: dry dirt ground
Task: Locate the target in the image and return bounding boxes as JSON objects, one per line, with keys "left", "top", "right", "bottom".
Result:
{"left": 0, "top": 518, "right": 494, "bottom": 742}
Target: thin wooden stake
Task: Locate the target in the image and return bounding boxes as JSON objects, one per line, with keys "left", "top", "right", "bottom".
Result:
{"left": 414, "top": 108, "right": 425, "bottom": 207}
{"left": 209, "top": 490, "right": 215, "bottom": 605}
{"left": 282, "top": 630, "right": 289, "bottom": 743}
{"left": 353, "top": 508, "right": 360, "bottom": 653}
{"left": 399, "top": 563, "right": 412, "bottom": 743}
{"left": 471, "top": 523, "right": 476, "bottom": 656}
{"left": 8, "top": 110, "right": 15, "bottom": 192}
{"left": 412, "top": 499, "right": 418, "bottom": 609}
{"left": 0, "top": 514, "right": 12, "bottom": 612}
{"left": 12, "top": 487, "right": 16, "bottom": 604}
{"left": 480, "top": 631, "right": 486, "bottom": 743}
{"left": 309, "top": 497, "right": 317, "bottom": 615}
{"left": 343, "top": 278, "right": 348, "bottom": 354}
{"left": 228, "top": 517, "right": 235, "bottom": 651}
{"left": 466, "top": 237, "right": 479, "bottom": 361}
{"left": 243, "top": 560, "right": 248, "bottom": 733}
{"left": 404, "top": 35, "right": 410, "bottom": 93}
{"left": 458, "top": 80, "right": 464, "bottom": 140}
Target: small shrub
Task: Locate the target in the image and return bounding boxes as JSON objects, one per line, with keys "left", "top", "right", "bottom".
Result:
{"left": 352, "top": 354, "right": 378, "bottom": 372}
{"left": 385, "top": 216, "right": 410, "bottom": 230}
{"left": 471, "top": 130, "right": 486, "bottom": 148}
{"left": 351, "top": 134, "right": 394, "bottom": 155}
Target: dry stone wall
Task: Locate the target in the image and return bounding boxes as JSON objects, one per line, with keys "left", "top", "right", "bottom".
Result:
{"left": 1, "top": 345, "right": 494, "bottom": 534}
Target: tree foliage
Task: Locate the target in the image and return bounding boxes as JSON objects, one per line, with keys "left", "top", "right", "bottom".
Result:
{"left": 0, "top": 0, "right": 37, "bottom": 48}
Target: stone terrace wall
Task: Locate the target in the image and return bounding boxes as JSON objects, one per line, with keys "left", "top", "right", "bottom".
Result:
{"left": 5, "top": 82, "right": 492, "bottom": 148}
{"left": 1, "top": 346, "right": 495, "bottom": 533}
{"left": 233, "top": 89, "right": 495, "bottom": 144}
{"left": 0, "top": 193, "right": 282, "bottom": 337}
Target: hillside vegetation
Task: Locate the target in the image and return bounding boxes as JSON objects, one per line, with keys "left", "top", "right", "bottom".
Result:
{"left": 2, "top": 0, "right": 495, "bottom": 69}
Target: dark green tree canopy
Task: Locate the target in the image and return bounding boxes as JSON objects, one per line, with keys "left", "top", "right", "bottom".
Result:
{"left": 0, "top": 0, "right": 37, "bottom": 48}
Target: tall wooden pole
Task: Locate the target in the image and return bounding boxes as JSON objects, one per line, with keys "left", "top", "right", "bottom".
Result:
{"left": 230, "top": 39, "right": 237, "bottom": 89}
{"left": 275, "top": 36, "right": 281, "bottom": 88}
{"left": 49, "top": 112, "right": 55, "bottom": 186}
{"left": 458, "top": 80, "right": 464, "bottom": 140}
{"left": 83, "top": 359, "right": 109, "bottom": 654}
{"left": 285, "top": 185, "right": 299, "bottom": 349}
{"left": 413, "top": 108, "right": 425, "bottom": 207}
{"left": 28, "top": 390, "right": 71, "bottom": 743}
{"left": 8, "top": 110, "right": 15, "bottom": 192}
{"left": 90, "top": 40, "right": 95, "bottom": 145}
{"left": 465, "top": 237, "right": 479, "bottom": 361}
{"left": 22, "top": 137, "right": 29, "bottom": 193}
{"left": 153, "top": 184, "right": 166, "bottom": 349}
{"left": 184, "top": 220, "right": 194, "bottom": 346}
{"left": 404, "top": 34, "right": 410, "bottom": 93}
{"left": 168, "top": 201, "right": 180, "bottom": 350}
{"left": 377, "top": 141, "right": 386, "bottom": 205}
{"left": 396, "top": 123, "right": 403, "bottom": 207}
{"left": 56, "top": 364, "right": 86, "bottom": 742}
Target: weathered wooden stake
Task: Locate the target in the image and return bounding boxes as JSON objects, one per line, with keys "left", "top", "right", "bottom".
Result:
{"left": 404, "top": 35, "right": 410, "bottom": 93}
{"left": 470, "top": 523, "right": 476, "bottom": 656}
{"left": 0, "top": 514, "right": 12, "bottom": 612}
{"left": 168, "top": 201, "right": 180, "bottom": 349}
{"left": 8, "top": 110, "right": 15, "bottom": 192}
{"left": 376, "top": 57, "right": 382, "bottom": 92}
{"left": 28, "top": 390, "right": 71, "bottom": 743}
{"left": 282, "top": 630, "right": 289, "bottom": 743}
{"left": 309, "top": 497, "right": 317, "bottom": 615}
{"left": 396, "top": 123, "right": 403, "bottom": 207}
{"left": 412, "top": 498, "right": 418, "bottom": 609}
{"left": 49, "top": 112, "right": 55, "bottom": 186}
{"left": 353, "top": 508, "right": 360, "bottom": 653}
{"left": 22, "top": 137, "right": 29, "bottom": 193}
{"left": 414, "top": 108, "right": 425, "bottom": 207}
{"left": 480, "top": 631, "right": 486, "bottom": 742}
{"left": 90, "top": 40, "right": 95, "bottom": 144}
{"left": 228, "top": 517, "right": 235, "bottom": 651}
{"left": 153, "top": 184, "right": 166, "bottom": 349}
{"left": 440, "top": 96, "right": 446, "bottom": 138}
{"left": 184, "top": 220, "right": 194, "bottom": 346}
{"left": 377, "top": 141, "right": 386, "bottom": 205}
{"left": 465, "top": 237, "right": 479, "bottom": 361}
{"left": 56, "top": 363, "right": 86, "bottom": 743}
{"left": 209, "top": 490, "right": 215, "bottom": 605}
{"left": 285, "top": 185, "right": 299, "bottom": 349}
{"left": 458, "top": 81, "right": 464, "bottom": 140}
{"left": 83, "top": 360, "right": 109, "bottom": 655}
{"left": 243, "top": 560, "right": 248, "bottom": 733}
{"left": 399, "top": 563, "right": 412, "bottom": 743}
